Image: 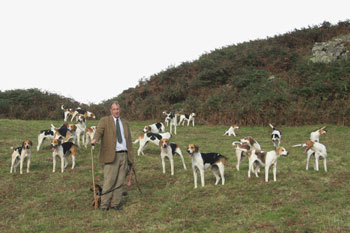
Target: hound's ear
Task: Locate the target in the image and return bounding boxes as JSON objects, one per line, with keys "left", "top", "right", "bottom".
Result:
{"left": 22, "top": 141, "right": 25, "bottom": 148}
{"left": 29, "top": 140, "right": 33, "bottom": 146}
{"left": 159, "top": 140, "right": 162, "bottom": 146}
{"left": 195, "top": 145, "right": 199, "bottom": 152}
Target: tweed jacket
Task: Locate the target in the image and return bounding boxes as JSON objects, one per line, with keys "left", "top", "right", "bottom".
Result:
{"left": 93, "top": 115, "right": 134, "bottom": 164}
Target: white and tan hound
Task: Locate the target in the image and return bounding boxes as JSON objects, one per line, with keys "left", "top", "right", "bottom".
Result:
{"left": 51, "top": 123, "right": 77, "bottom": 142}
{"left": 61, "top": 105, "right": 74, "bottom": 122}
{"left": 293, "top": 141, "right": 327, "bottom": 172}
{"left": 178, "top": 113, "right": 196, "bottom": 127}
{"left": 133, "top": 132, "right": 171, "bottom": 156}
{"left": 74, "top": 115, "right": 86, "bottom": 147}
{"left": 310, "top": 126, "right": 327, "bottom": 142}
{"left": 159, "top": 139, "right": 187, "bottom": 176}
{"left": 186, "top": 144, "right": 226, "bottom": 188}
{"left": 10, "top": 140, "right": 33, "bottom": 174}
{"left": 245, "top": 147, "right": 289, "bottom": 182}
{"left": 50, "top": 139, "right": 78, "bottom": 173}
{"left": 84, "top": 126, "right": 96, "bottom": 148}
{"left": 71, "top": 108, "right": 96, "bottom": 122}
{"left": 224, "top": 124, "right": 239, "bottom": 136}
{"left": 232, "top": 142, "right": 251, "bottom": 171}
{"left": 143, "top": 122, "right": 165, "bottom": 134}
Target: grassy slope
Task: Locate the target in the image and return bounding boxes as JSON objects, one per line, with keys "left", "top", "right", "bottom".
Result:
{"left": 0, "top": 119, "right": 349, "bottom": 232}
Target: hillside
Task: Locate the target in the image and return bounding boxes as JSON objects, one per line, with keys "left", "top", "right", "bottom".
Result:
{"left": 1, "top": 20, "right": 350, "bottom": 125}
{"left": 115, "top": 20, "right": 350, "bottom": 126}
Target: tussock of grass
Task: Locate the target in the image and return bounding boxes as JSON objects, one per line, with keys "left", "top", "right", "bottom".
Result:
{"left": 0, "top": 120, "right": 350, "bottom": 232}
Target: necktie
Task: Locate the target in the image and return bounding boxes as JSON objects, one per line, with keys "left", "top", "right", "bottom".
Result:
{"left": 116, "top": 118, "right": 122, "bottom": 143}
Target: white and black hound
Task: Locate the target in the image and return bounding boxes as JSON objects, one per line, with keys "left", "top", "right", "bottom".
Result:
{"left": 51, "top": 139, "right": 78, "bottom": 173}
{"left": 186, "top": 144, "right": 226, "bottom": 188}
{"left": 245, "top": 147, "right": 289, "bottom": 182}
{"left": 178, "top": 113, "right": 196, "bottom": 127}
{"left": 165, "top": 112, "right": 177, "bottom": 135}
{"left": 159, "top": 139, "right": 187, "bottom": 176}
{"left": 71, "top": 108, "right": 96, "bottom": 122}
{"left": 293, "top": 141, "right": 327, "bottom": 172}
{"left": 269, "top": 123, "right": 282, "bottom": 148}
{"left": 143, "top": 122, "right": 165, "bottom": 134}
{"left": 84, "top": 126, "right": 96, "bottom": 148}
{"left": 10, "top": 140, "right": 33, "bottom": 174}
{"left": 133, "top": 132, "right": 172, "bottom": 156}
{"left": 37, "top": 129, "right": 55, "bottom": 151}
{"left": 224, "top": 124, "right": 239, "bottom": 137}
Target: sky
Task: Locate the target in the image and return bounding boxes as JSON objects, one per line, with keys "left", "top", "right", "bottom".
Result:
{"left": 1, "top": 0, "right": 349, "bottom": 104}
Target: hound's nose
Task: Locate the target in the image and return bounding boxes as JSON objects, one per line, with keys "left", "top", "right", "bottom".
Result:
{"left": 162, "top": 144, "right": 167, "bottom": 148}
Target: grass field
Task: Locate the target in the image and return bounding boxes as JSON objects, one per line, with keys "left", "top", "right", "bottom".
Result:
{"left": 0, "top": 119, "right": 349, "bottom": 232}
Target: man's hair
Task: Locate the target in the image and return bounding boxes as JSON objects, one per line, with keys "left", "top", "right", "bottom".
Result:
{"left": 110, "top": 101, "right": 120, "bottom": 109}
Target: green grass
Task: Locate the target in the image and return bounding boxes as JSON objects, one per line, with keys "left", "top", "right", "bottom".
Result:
{"left": 1, "top": 119, "right": 350, "bottom": 232}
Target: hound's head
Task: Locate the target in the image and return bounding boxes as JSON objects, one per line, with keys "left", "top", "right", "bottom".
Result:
{"left": 190, "top": 113, "right": 196, "bottom": 117}
{"left": 159, "top": 138, "right": 170, "bottom": 152}
{"left": 234, "top": 143, "right": 250, "bottom": 152}
{"left": 240, "top": 136, "right": 255, "bottom": 146}
{"left": 276, "top": 147, "right": 289, "bottom": 157}
{"left": 22, "top": 140, "right": 33, "bottom": 151}
{"left": 143, "top": 125, "right": 151, "bottom": 133}
{"left": 186, "top": 144, "right": 199, "bottom": 157}
{"left": 50, "top": 139, "right": 62, "bottom": 152}
{"left": 68, "top": 124, "right": 77, "bottom": 132}
{"left": 162, "top": 111, "right": 168, "bottom": 115}
{"left": 77, "top": 115, "right": 86, "bottom": 123}
{"left": 232, "top": 124, "right": 239, "bottom": 129}
{"left": 88, "top": 112, "right": 96, "bottom": 119}
{"left": 304, "top": 141, "right": 314, "bottom": 153}
{"left": 319, "top": 126, "right": 327, "bottom": 135}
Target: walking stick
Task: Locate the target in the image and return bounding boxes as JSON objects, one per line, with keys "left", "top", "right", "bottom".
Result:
{"left": 90, "top": 146, "right": 98, "bottom": 210}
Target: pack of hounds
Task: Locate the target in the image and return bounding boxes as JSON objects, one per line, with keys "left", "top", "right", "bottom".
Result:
{"left": 10, "top": 105, "right": 97, "bottom": 174}
{"left": 10, "top": 107, "right": 328, "bottom": 189}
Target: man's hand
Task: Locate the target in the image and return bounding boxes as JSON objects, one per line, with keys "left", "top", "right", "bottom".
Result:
{"left": 91, "top": 139, "right": 98, "bottom": 146}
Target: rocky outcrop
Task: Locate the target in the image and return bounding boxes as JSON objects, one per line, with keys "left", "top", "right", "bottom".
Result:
{"left": 311, "top": 34, "right": 350, "bottom": 63}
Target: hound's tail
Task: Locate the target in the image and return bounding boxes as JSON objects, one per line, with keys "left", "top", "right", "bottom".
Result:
{"left": 61, "top": 104, "right": 65, "bottom": 110}
{"left": 292, "top": 144, "right": 306, "bottom": 148}
{"left": 269, "top": 123, "right": 275, "bottom": 130}
{"left": 133, "top": 138, "right": 140, "bottom": 144}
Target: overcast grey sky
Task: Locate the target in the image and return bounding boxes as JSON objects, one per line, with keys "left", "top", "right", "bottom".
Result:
{"left": 1, "top": 0, "right": 349, "bottom": 104}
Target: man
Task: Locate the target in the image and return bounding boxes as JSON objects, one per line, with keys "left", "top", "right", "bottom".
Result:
{"left": 91, "top": 101, "right": 134, "bottom": 211}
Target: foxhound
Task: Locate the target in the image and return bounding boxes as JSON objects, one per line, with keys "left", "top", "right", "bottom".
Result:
{"left": 133, "top": 132, "right": 171, "bottom": 156}
{"left": 234, "top": 136, "right": 262, "bottom": 173}
{"left": 186, "top": 144, "right": 226, "bottom": 188}
{"left": 37, "top": 129, "right": 55, "bottom": 151}
{"left": 71, "top": 108, "right": 96, "bottom": 122}
{"left": 51, "top": 123, "right": 76, "bottom": 142}
{"left": 159, "top": 139, "right": 187, "bottom": 176}
{"left": 84, "top": 126, "right": 97, "bottom": 148}
{"left": 61, "top": 105, "right": 74, "bottom": 122}
{"left": 310, "top": 126, "right": 327, "bottom": 142}
{"left": 246, "top": 147, "right": 289, "bottom": 182}
{"left": 269, "top": 123, "right": 282, "bottom": 148}
{"left": 239, "top": 136, "right": 262, "bottom": 150}
{"left": 143, "top": 122, "right": 165, "bottom": 134}
{"left": 51, "top": 139, "right": 78, "bottom": 173}
{"left": 293, "top": 141, "right": 327, "bottom": 172}
{"left": 163, "top": 111, "right": 170, "bottom": 126}
{"left": 224, "top": 124, "right": 239, "bottom": 136}
{"left": 178, "top": 113, "right": 196, "bottom": 127}
{"left": 165, "top": 112, "right": 177, "bottom": 135}
{"left": 10, "top": 140, "right": 33, "bottom": 174}
{"left": 232, "top": 142, "right": 251, "bottom": 171}
{"left": 74, "top": 115, "right": 86, "bottom": 147}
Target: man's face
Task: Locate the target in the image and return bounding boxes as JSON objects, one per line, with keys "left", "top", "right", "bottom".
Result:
{"left": 110, "top": 104, "right": 121, "bottom": 118}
